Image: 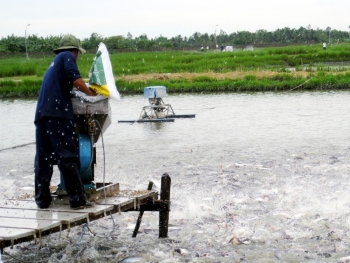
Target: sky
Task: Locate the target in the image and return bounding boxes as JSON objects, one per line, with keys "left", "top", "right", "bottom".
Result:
{"left": 1, "top": 0, "right": 349, "bottom": 40}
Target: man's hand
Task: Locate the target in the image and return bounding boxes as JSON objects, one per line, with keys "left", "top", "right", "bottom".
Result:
{"left": 88, "top": 88, "right": 98, "bottom": 96}
{"left": 73, "top": 78, "right": 97, "bottom": 96}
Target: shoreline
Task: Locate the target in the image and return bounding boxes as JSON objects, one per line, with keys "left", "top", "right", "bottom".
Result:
{"left": 1, "top": 70, "right": 350, "bottom": 98}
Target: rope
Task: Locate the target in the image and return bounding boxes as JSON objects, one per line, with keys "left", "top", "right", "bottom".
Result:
{"left": 287, "top": 78, "right": 311, "bottom": 92}
{"left": 0, "top": 142, "right": 35, "bottom": 152}
{"left": 78, "top": 223, "right": 89, "bottom": 246}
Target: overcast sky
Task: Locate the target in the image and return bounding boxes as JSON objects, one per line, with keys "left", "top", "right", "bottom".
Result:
{"left": 1, "top": 0, "right": 349, "bottom": 40}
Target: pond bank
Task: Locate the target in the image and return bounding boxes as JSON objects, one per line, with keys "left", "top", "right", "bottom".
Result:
{"left": 1, "top": 70, "right": 350, "bottom": 98}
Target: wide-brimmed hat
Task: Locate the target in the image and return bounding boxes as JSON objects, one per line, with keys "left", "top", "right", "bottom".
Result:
{"left": 53, "top": 34, "right": 86, "bottom": 54}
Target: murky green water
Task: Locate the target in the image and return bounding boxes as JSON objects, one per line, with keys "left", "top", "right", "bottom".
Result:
{"left": 1, "top": 91, "right": 350, "bottom": 262}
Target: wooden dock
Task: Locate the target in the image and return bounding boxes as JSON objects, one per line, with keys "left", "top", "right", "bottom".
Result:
{"left": 0, "top": 174, "right": 171, "bottom": 250}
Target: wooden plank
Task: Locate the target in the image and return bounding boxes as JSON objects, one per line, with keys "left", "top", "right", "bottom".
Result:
{"left": 0, "top": 227, "right": 35, "bottom": 239}
{"left": 0, "top": 227, "right": 36, "bottom": 248}
{"left": 0, "top": 200, "right": 53, "bottom": 209}
{"left": 0, "top": 208, "right": 87, "bottom": 225}
{"left": 1, "top": 190, "right": 157, "bottom": 212}
{"left": 0, "top": 200, "right": 114, "bottom": 217}
{"left": 0, "top": 190, "right": 160, "bottom": 249}
{"left": 101, "top": 196, "right": 134, "bottom": 205}
{"left": 105, "top": 191, "right": 158, "bottom": 211}
{"left": 0, "top": 217, "right": 61, "bottom": 233}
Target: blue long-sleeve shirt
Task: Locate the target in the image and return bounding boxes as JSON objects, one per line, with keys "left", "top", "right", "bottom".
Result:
{"left": 34, "top": 51, "right": 82, "bottom": 122}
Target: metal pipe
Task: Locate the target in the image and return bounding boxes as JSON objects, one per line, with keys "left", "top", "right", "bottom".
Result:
{"left": 25, "top": 24, "right": 30, "bottom": 59}
{"left": 215, "top": 24, "right": 218, "bottom": 49}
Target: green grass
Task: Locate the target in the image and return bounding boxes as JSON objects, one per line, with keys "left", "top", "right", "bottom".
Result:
{"left": 1, "top": 43, "right": 350, "bottom": 97}
{"left": 114, "top": 73, "right": 350, "bottom": 94}
{"left": 2, "top": 73, "right": 348, "bottom": 98}
{"left": 0, "top": 57, "right": 53, "bottom": 78}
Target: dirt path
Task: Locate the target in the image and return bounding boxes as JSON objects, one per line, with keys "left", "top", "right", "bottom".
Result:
{"left": 118, "top": 71, "right": 314, "bottom": 82}
{"left": 1, "top": 70, "right": 348, "bottom": 83}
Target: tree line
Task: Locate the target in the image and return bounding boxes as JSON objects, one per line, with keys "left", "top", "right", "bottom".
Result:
{"left": 1, "top": 25, "right": 349, "bottom": 53}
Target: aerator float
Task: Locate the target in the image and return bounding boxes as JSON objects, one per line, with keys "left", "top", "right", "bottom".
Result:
{"left": 118, "top": 86, "right": 196, "bottom": 123}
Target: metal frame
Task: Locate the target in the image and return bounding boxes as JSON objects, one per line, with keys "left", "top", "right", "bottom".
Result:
{"left": 139, "top": 98, "right": 175, "bottom": 119}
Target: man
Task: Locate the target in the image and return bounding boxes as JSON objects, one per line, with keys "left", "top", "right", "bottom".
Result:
{"left": 34, "top": 34, "right": 96, "bottom": 209}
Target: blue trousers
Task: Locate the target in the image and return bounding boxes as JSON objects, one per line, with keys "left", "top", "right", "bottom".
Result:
{"left": 34, "top": 117, "right": 86, "bottom": 208}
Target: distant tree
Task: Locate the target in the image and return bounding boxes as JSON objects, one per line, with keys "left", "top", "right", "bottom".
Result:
{"left": 138, "top": 34, "right": 148, "bottom": 40}
{"left": 192, "top": 32, "right": 202, "bottom": 43}
{"left": 154, "top": 35, "right": 168, "bottom": 44}
{"left": 135, "top": 38, "right": 156, "bottom": 49}
{"left": 235, "top": 31, "right": 253, "bottom": 45}
{"left": 217, "top": 30, "right": 228, "bottom": 45}
{"left": 82, "top": 33, "right": 104, "bottom": 50}
{"left": 255, "top": 29, "right": 267, "bottom": 44}
{"left": 104, "top": 35, "right": 127, "bottom": 49}
{"left": 160, "top": 41, "right": 173, "bottom": 49}
{"left": 170, "top": 35, "right": 183, "bottom": 48}
{"left": 3, "top": 35, "right": 23, "bottom": 52}
{"left": 2, "top": 25, "right": 350, "bottom": 53}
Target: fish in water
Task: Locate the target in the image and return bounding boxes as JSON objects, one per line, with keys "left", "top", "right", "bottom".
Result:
{"left": 119, "top": 256, "right": 148, "bottom": 263}
{"left": 339, "top": 256, "right": 350, "bottom": 263}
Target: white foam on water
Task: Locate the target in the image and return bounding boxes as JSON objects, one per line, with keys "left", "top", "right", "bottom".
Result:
{"left": 3, "top": 93, "right": 350, "bottom": 261}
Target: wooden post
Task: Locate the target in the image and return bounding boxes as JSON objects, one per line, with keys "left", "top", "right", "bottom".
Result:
{"left": 132, "top": 181, "right": 154, "bottom": 238}
{"left": 159, "top": 173, "right": 171, "bottom": 238}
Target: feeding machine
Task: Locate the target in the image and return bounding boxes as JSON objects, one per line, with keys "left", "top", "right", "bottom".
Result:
{"left": 56, "top": 98, "right": 119, "bottom": 197}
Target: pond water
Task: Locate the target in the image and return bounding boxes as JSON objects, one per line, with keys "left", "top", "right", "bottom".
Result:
{"left": 1, "top": 91, "right": 350, "bottom": 262}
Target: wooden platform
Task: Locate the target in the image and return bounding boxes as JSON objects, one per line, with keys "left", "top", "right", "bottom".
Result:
{"left": 0, "top": 189, "right": 158, "bottom": 249}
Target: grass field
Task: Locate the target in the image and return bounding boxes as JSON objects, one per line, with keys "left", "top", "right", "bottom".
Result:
{"left": 1, "top": 44, "right": 350, "bottom": 97}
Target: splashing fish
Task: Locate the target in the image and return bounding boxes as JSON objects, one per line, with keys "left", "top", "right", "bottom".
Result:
{"left": 119, "top": 256, "right": 148, "bottom": 263}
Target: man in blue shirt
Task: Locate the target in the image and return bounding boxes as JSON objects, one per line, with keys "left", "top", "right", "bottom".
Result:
{"left": 34, "top": 34, "right": 96, "bottom": 209}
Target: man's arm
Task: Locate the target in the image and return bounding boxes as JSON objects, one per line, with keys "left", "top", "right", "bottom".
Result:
{"left": 73, "top": 78, "right": 97, "bottom": 96}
